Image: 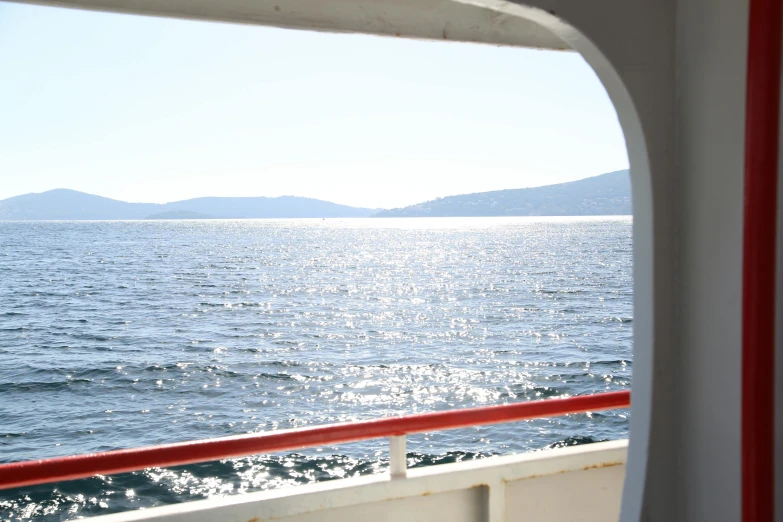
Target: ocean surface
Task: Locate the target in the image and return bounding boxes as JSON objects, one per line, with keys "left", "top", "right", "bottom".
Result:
{"left": 0, "top": 217, "right": 632, "bottom": 521}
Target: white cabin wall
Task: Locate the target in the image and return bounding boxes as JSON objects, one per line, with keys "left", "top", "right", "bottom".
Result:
{"left": 674, "top": 0, "right": 748, "bottom": 520}
{"left": 6, "top": 0, "right": 569, "bottom": 50}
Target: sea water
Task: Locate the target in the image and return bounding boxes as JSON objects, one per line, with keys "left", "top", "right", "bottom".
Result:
{"left": 0, "top": 217, "right": 632, "bottom": 520}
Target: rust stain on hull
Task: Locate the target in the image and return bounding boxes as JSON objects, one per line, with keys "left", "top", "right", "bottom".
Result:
{"left": 582, "top": 461, "right": 624, "bottom": 471}
{"left": 522, "top": 461, "right": 625, "bottom": 481}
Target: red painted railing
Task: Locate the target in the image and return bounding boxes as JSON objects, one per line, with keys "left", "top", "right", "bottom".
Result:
{"left": 743, "top": 0, "right": 782, "bottom": 521}
{"left": 0, "top": 390, "right": 629, "bottom": 491}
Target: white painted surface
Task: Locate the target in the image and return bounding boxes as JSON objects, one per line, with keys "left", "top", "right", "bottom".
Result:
{"left": 673, "top": 2, "right": 746, "bottom": 520}
{"left": 6, "top": 0, "right": 567, "bottom": 50}
{"left": 85, "top": 440, "right": 627, "bottom": 522}
{"left": 389, "top": 435, "right": 407, "bottom": 479}
{"left": 506, "top": 465, "right": 625, "bottom": 522}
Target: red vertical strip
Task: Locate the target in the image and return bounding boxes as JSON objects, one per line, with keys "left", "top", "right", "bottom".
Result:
{"left": 743, "top": 0, "right": 782, "bottom": 519}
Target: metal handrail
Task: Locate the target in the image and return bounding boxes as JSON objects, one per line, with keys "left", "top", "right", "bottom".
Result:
{"left": 0, "top": 390, "right": 630, "bottom": 490}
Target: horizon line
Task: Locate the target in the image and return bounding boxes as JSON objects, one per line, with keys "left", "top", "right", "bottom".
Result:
{"left": 0, "top": 169, "right": 630, "bottom": 209}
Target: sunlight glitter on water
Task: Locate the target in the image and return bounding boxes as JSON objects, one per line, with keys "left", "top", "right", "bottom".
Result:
{"left": 0, "top": 217, "right": 631, "bottom": 520}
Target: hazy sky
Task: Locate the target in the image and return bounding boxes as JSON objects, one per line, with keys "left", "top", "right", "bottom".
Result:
{"left": 0, "top": 3, "right": 628, "bottom": 209}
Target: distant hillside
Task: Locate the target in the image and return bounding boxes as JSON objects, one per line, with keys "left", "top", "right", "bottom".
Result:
{"left": 373, "top": 170, "right": 631, "bottom": 217}
{"left": 0, "top": 190, "right": 377, "bottom": 220}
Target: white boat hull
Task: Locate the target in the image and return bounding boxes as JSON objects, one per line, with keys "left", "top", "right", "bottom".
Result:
{"left": 87, "top": 440, "right": 627, "bottom": 522}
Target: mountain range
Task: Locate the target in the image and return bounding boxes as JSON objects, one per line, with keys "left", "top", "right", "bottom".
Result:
{"left": 374, "top": 170, "right": 630, "bottom": 217}
{"left": 0, "top": 170, "right": 630, "bottom": 220}
{"left": 0, "top": 190, "right": 377, "bottom": 220}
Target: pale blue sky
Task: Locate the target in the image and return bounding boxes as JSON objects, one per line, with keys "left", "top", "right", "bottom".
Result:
{"left": 0, "top": 3, "right": 628, "bottom": 209}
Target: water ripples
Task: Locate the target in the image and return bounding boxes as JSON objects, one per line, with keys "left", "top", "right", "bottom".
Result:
{"left": 0, "top": 217, "right": 632, "bottom": 520}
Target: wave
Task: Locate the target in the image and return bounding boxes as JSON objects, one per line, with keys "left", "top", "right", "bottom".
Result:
{"left": 0, "top": 380, "right": 91, "bottom": 393}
